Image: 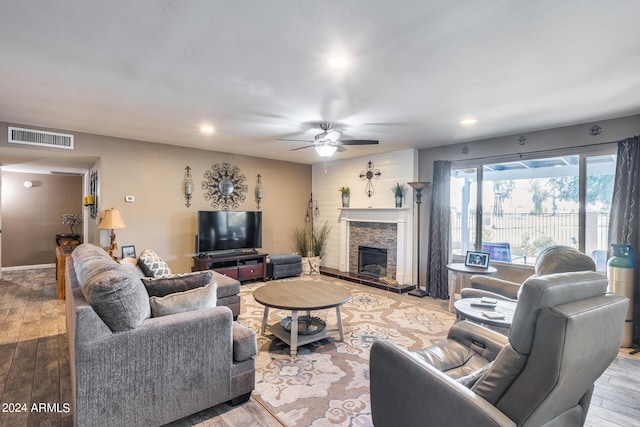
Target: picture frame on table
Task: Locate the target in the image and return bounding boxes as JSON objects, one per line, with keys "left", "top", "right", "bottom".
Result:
{"left": 465, "top": 251, "right": 490, "bottom": 268}
{"left": 121, "top": 245, "right": 136, "bottom": 259}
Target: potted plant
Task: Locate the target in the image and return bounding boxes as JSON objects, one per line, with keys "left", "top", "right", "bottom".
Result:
{"left": 391, "top": 183, "right": 405, "bottom": 208}
{"left": 293, "top": 225, "right": 312, "bottom": 274}
{"left": 339, "top": 186, "right": 350, "bottom": 207}
{"left": 310, "top": 221, "right": 332, "bottom": 274}
{"left": 57, "top": 213, "right": 83, "bottom": 246}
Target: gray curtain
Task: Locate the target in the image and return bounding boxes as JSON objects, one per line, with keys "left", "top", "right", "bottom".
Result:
{"left": 426, "top": 160, "right": 451, "bottom": 299}
{"left": 608, "top": 135, "right": 640, "bottom": 347}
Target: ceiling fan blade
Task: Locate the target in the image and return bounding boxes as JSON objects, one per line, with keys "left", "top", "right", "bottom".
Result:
{"left": 336, "top": 145, "right": 348, "bottom": 152}
{"left": 278, "top": 138, "right": 314, "bottom": 143}
{"left": 289, "top": 145, "right": 315, "bottom": 151}
{"left": 341, "top": 139, "right": 379, "bottom": 145}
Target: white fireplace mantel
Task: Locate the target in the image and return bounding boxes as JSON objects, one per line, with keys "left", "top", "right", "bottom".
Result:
{"left": 338, "top": 208, "right": 413, "bottom": 285}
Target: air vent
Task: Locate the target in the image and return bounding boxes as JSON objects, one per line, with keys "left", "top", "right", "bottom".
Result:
{"left": 8, "top": 127, "right": 74, "bottom": 149}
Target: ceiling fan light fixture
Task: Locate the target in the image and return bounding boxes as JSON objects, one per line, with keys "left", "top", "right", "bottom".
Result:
{"left": 314, "top": 143, "right": 338, "bottom": 157}
{"left": 325, "top": 129, "right": 342, "bottom": 141}
{"left": 328, "top": 57, "right": 348, "bottom": 68}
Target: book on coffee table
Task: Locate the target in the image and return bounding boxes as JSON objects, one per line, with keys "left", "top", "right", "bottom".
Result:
{"left": 482, "top": 311, "right": 506, "bottom": 320}
{"left": 471, "top": 297, "right": 498, "bottom": 308}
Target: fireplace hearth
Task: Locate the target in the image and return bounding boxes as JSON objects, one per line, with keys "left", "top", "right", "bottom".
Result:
{"left": 358, "top": 246, "right": 388, "bottom": 278}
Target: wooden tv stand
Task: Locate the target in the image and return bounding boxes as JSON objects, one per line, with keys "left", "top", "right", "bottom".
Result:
{"left": 192, "top": 252, "right": 268, "bottom": 283}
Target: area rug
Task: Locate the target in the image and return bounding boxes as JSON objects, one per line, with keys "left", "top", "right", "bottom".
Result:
{"left": 236, "top": 275, "right": 456, "bottom": 427}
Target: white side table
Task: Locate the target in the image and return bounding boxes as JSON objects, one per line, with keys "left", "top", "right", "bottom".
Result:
{"left": 446, "top": 263, "right": 497, "bottom": 312}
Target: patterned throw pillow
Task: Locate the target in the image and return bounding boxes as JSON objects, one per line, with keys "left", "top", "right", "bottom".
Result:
{"left": 137, "top": 249, "right": 172, "bottom": 277}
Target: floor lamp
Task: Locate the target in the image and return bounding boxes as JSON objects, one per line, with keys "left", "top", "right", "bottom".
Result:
{"left": 407, "top": 182, "right": 430, "bottom": 297}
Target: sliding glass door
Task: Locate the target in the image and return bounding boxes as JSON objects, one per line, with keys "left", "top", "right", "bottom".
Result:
{"left": 451, "top": 150, "right": 616, "bottom": 271}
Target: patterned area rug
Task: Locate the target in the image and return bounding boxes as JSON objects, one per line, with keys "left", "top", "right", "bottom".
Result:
{"left": 236, "top": 275, "right": 456, "bottom": 427}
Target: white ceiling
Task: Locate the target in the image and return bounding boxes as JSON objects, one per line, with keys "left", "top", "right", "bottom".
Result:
{"left": 1, "top": 1, "right": 639, "bottom": 166}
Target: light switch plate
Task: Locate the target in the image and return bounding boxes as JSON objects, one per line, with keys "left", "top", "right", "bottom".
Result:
{"left": 125, "top": 195, "right": 135, "bottom": 203}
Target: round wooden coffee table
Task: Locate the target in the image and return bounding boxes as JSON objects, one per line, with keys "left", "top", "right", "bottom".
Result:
{"left": 253, "top": 281, "right": 351, "bottom": 356}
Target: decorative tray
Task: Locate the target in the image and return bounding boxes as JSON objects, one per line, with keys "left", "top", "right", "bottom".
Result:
{"left": 281, "top": 316, "right": 326, "bottom": 335}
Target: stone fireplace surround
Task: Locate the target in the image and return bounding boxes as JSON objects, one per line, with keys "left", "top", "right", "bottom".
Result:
{"left": 338, "top": 208, "right": 412, "bottom": 286}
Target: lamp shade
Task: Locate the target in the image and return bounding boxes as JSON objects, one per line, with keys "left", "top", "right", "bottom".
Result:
{"left": 407, "top": 181, "right": 430, "bottom": 191}
{"left": 99, "top": 208, "right": 126, "bottom": 230}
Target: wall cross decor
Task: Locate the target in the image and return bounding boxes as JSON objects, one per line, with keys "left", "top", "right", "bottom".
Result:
{"left": 202, "top": 162, "right": 248, "bottom": 210}
{"left": 359, "top": 160, "right": 382, "bottom": 197}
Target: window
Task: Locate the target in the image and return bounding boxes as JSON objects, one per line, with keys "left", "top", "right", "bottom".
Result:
{"left": 451, "top": 152, "right": 616, "bottom": 271}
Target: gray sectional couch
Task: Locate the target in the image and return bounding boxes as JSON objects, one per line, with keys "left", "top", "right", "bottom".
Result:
{"left": 65, "top": 243, "right": 257, "bottom": 426}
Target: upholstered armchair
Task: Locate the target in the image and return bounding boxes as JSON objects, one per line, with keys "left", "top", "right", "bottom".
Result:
{"left": 370, "top": 270, "right": 628, "bottom": 427}
{"left": 461, "top": 245, "right": 596, "bottom": 302}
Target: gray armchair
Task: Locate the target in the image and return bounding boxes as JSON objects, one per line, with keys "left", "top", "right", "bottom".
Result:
{"left": 370, "top": 270, "right": 628, "bottom": 427}
{"left": 461, "top": 245, "right": 596, "bottom": 302}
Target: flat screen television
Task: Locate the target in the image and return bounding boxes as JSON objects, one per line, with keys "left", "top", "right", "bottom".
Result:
{"left": 197, "top": 210, "right": 262, "bottom": 254}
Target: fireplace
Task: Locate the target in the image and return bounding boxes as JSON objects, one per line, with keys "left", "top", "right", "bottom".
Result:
{"left": 358, "top": 246, "right": 388, "bottom": 278}
{"left": 339, "top": 208, "right": 412, "bottom": 286}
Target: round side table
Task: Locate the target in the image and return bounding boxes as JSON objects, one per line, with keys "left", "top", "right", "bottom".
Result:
{"left": 446, "top": 263, "right": 497, "bottom": 312}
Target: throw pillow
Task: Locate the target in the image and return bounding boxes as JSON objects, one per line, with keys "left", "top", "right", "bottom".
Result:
{"left": 72, "top": 243, "right": 119, "bottom": 285}
{"left": 149, "top": 281, "right": 218, "bottom": 317}
{"left": 81, "top": 264, "right": 151, "bottom": 331}
{"left": 141, "top": 271, "right": 213, "bottom": 297}
{"left": 119, "top": 257, "right": 146, "bottom": 279}
{"left": 137, "top": 249, "right": 172, "bottom": 277}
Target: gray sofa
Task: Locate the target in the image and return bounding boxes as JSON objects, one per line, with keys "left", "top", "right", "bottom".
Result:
{"left": 65, "top": 243, "right": 257, "bottom": 427}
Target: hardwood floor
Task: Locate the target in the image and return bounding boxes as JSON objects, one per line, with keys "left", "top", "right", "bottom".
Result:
{"left": 0, "top": 267, "right": 638, "bottom": 426}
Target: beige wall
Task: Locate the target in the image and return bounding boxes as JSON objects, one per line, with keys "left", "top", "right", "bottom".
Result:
{"left": 1, "top": 171, "right": 82, "bottom": 266}
{"left": 1, "top": 122, "right": 312, "bottom": 272}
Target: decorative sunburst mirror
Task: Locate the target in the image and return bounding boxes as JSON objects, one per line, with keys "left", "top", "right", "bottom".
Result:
{"left": 202, "top": 162, "right": 248, "bottom": 210}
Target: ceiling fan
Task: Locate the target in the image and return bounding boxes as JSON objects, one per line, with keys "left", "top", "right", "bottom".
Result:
{"left": 280, "top": 123, "right": 379, "bottom": 157}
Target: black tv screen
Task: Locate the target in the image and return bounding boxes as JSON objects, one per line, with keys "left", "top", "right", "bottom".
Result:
{"left": 197, "top": 211, "right": 262, "bottom": 253}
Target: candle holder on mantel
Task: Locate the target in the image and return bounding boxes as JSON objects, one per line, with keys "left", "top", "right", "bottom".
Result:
{"left": 407, "top": 182, "right": 430, "bottom": 297}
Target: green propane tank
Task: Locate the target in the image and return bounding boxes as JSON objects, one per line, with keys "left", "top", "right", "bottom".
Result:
{"left": 607, "top": 244, "right": 635, "bottom": 347}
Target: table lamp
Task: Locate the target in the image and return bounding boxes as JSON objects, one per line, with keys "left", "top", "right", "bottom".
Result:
{"left": 99, "top": 208, "right": 126, "bottom": 259}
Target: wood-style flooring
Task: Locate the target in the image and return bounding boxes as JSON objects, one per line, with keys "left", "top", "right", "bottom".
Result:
{"left": 0, "top": 267, "right": 638, "bottom": 426}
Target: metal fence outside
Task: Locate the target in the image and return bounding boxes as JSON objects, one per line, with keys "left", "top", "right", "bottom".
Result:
{"left": 451, "top": 211, "right": 610, "bottom": 266}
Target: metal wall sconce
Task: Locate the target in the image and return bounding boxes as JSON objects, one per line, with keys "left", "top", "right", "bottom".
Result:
{"left": 255, "top": 174, "right": 263, "bottom": 209}
{"left": 183, "top": 166, "right": 194, "bottom": 207}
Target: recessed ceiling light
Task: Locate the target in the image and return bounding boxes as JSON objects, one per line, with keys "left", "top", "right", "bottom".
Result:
{"left": 460, "top": 119, "right": 478, "bottom": 125}
{"left": 328, "top": 57, "right": 348, "bottom": 68}
{"left": 200, "top": 125, "right": 214, "bottom": 133}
